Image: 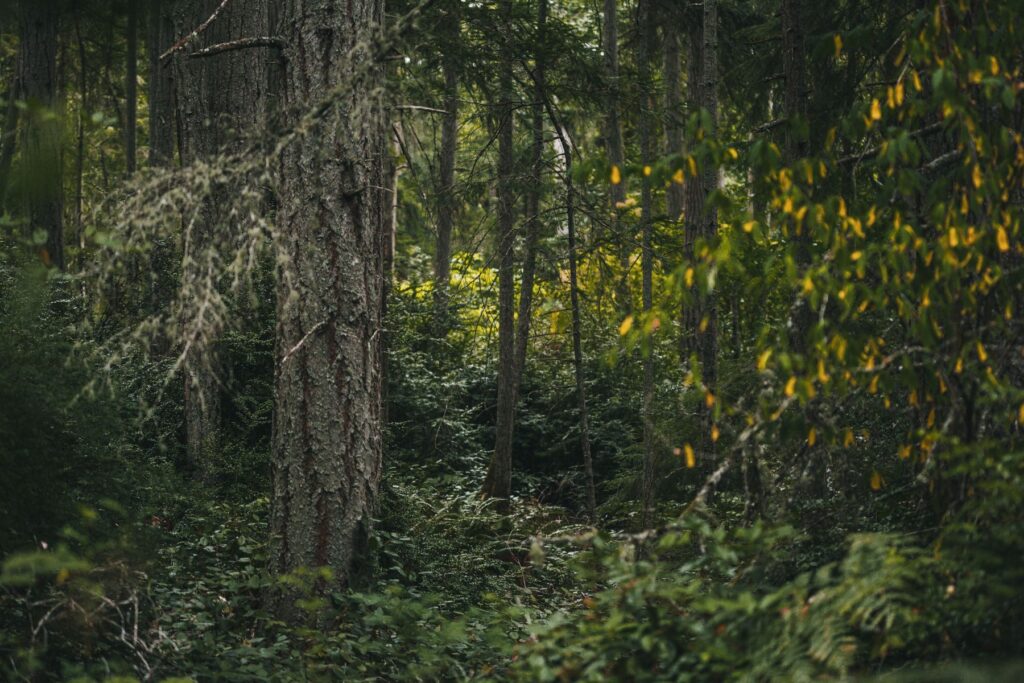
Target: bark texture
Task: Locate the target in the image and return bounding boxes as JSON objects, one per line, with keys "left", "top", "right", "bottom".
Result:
{"left": 171, "top": 0, "right": 269, "bottom": 472}
{"left": 126, "top": 0, "right": 138, "bottom": 173}
{"left": 662, "top": 12, "right": 684, "bottom": 222}
{"left": 270, "top": 0, "right": 386, "bottom": 600}
{"left": 19, "top": 0, "right": 64, "bottom": 270}
{"left": 602, "top": 0, "right": 630, "bottom": 313}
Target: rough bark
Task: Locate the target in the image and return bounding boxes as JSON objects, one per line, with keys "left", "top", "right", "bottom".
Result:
{"left": 19, "top": 0, "right": 64, "bottom": 271}
{"left": 680, "top": 18, "right": 702, "bottom": 365}
{"left": 700, "top": 0, "right": 719, "bottom": 398}
{"left": 270, "top": 0, "right": 386, "bottom": 604}
{"left": 171, "top": 0, "right": 269, "bottom": 473}
{"left": 482, "top": 0, "right": 517, "bottom": 511}
{"left": 638, "top": 0, "right": 657, "bottom": 529}
{"left": 433, "top": 53, "right": 458, "bottom": 334}
{"left": 126, "top": 0, "right": 138, "bottom": 173}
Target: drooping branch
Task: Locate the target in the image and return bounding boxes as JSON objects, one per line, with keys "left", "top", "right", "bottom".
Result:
{"left": 187, "top": 36, "right": 285, "bottom": 59}
{"left": 160, "top": 0, "right": 232, "bottom": 61}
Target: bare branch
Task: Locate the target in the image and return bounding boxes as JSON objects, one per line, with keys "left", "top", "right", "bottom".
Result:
{"left": 160, "top": 0, "right": 233, "bottom": 61}
{"left": 188, "top": 36, "right": 285, "bottom": 59}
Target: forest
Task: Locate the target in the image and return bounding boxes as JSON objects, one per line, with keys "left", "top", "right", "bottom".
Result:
{"left": 1, "top": 0, "right": 1023, "bottom": 679}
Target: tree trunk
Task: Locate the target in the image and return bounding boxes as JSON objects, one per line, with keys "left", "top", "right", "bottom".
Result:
{"left": 663, "top": 14, "right": 684, "bottom": 222}
{"left": 147, "top": 0, "right": 174, "bottom": 166}
{"left": 19, "top": 0, "right": 64, "bottom": 271}
{"left": 172, "top": 0, "right": 269, "bottom": 474}
{"left": 699, "top": 0, "right": 719, "bottom": 399}
{"left": 680, "top": 18, "right": 702, "bottom": 366}
{"left": 270, "top": 0, "right": 386, "bottom": 605}
{"left": 433, "top": 53, "right": 458, "bottom": 334}
{"left": 482, "top": 0, "right": 517, "bottom": 512}
{"left": 0, "top": 53, "right": 21, "bottom": 214}
{"left": 638, "top": 0, "right": 657, "bottom": 529}
{"left": 602, "top": 0, "right": 630, "bottom": 313}
{"left": 126, "top": 0, "right": 138, "bottom": 174}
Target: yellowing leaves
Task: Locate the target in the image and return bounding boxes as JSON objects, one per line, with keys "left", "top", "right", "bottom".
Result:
{"left": 610, "top": 165, "right": 622, "bottom": 185}
{"left": 997, "top": 227, "right": 1010, "bottom": 252}
{"left": 1018, "top": 403, "right": 1024, "bottom": 425}
{"left": 684, "top": 444, "right": 696, "bottom": 468}
{"left": 618, "top": 315, "right": 633, "bottom": 336}
{"left": 972, "top": 165, "right": 983, "bottom": 189}
{"left": 643, "top": 165, "right": 652, "bottom": 177}
{"left": 870, "top": 99, "right": 882, "bottom": 121}
{"left": 807, "top": 427, "right": 817, "bottom": 447}
{"left": 833, "top": 34, "right": 843, "bottom": 59}
{"left": 870, "top": 470, "right": 884, "bottom": 491}
{"left": 976, "top": 341, "right": 988, "bottom": 363}
{"left": 784, "top": 376, "right": 797, "bottom": 397}
{"left": 672, "top": 168, "right": 685, "bottom": 184}
{"left": 756, "top": 349, "right": 772, "bottom": 371}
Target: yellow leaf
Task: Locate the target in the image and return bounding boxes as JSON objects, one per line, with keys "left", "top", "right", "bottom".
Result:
{"left": 955, "top": 357, "right": 963, "bottom": 374}
{"left": 727, "top": 147, "right": 739, "bottom": 160}
{"left": 833, "top": 34, "right": 843, "bottom": 59}
{"left": 1018, "top": 403, "right": 1024, "bottom": 424}
{"left": 817, "top": 359, "right": 830, "bottom": 384}
{"left": 844, "top": 429, "right": 855, "bottom": 447}
{"left": 705, "top": 391, "right": 716, "bottom": 408}
{"left": 711, "top": 424, "right": 720, "bottom": 443}
{"left": 997, "top": 227, "right": 1010, "bottom": 252}
{"left": 742, "top": 220, "right": 756, "bottom": 233}
{"left": 672, "top": 168, "right": 684, "bottom": 184}
{"left": 687, "top": 156, "right": 698, "bottom": 177}
{"left": 870, "top": 99, "right": 882, "bottom": 121}
{"left": 990, "top": 56, "right": 1000, "bottom": 75}
{"left": 618, "top": 315, "right": 634, "bottom": 336}
{"left": 912, "top": 70, "right": 922, "bottom": 91}
{"left": 802, "top": 276, "right": 814, "bottom": 294}
{"left": 610, "top": 165, "right": 622, "bottom": 185}
{"left": 927, "top": 408, "right": 936, "bottom": 428}
{"left": 972, "top": 165, "right": 983, "bottom": 189}
{"left": 870, "top": 470, "right": 883, "bottom": 491}
{"left": 976, "top": 341, "right": 988, "bottom": 363}
{"left": 948, "top": 228, "right": 959, "bottom": 247}
{"left": 684, "top": 267, "right": 694, "bottom": 288}
{"left": 685, "top": 444, "right": 696, "bottom": 468}
{"left": 756, "top": 349, "right": 772, "bottom": 371}
{"left": 643, "top": 165, "right": 652, "bottom": 177}
{"left": 784, "top": 376, "right": 797, "bottom": 397}
{"left": 808, "top": 427, "right": 817, "bottom": 447}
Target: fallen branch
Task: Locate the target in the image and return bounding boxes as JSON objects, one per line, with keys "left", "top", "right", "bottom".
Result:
{"left": 188, "top": 36, "right": 285, "bottom": 59}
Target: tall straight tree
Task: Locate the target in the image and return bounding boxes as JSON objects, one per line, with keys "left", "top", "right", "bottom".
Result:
{"left": 638, "top": 0, "right": 657, "bottom": 528}
{"left": 171, "top": 0, "right": 269, "bottom": 473}
{"left": 147, "top": 0, "right": 174, "bottom": 166}
{"left": 482, "top": 0, "right": 518, "bottom": 512}
{"left": 433, "top": 43, "right": 458, "bottom": 333}
{"left": 18, "top": 0, "right": 64, "bottom": 270}
{"left": 602, "top": 0, "right": 630, "bottom": 312}
{"left": 662, "top": 7, "right": 684, "bottom": 222}
{"left": 270, "top": 0, "right": 387, "bottom": 599}
{"left": 125, "top": 0, "right": 138, "bottom": 173}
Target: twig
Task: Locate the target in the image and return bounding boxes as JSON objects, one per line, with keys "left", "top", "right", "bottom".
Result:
{"left": 160, "top": 0, "right": 233, "bottom": 61}
{"left": 280, "top": 319, "right": 328, "bottom": 364}
{"left": 188, "top": 36, "right": 285, "bottom": 59}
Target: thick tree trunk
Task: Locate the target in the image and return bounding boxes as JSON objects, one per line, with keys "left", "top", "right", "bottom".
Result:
{"left": 126, "top": 0, "right": 138, "bottom": 174}
{"left": 638, "top": 0, "right": 657, "bottom": 529}
{"left": 19, "top": 0, "right": 64, "bottom": 271}
{"left": 699, "top": 0, "right": 719, "bottom": 398}
{"left": 482, "top": 0, "right": 517, "bottom": 511}
{"left": 602, "top": 0, "right": 630, "bottom": 313}
{"left": 433, "top": 54, "right": 458, "bottom": 334}
{"left": 680, "top": 19, "right": 702, "bottom": 366}
{"left": 172, "top": 0, "right": 269, "bottom": 473}
{"left": 270, "top": 0, "right": 386, "bottom": 603}
{"left": 147, "top": 0, "right": 174, "bottom": 166}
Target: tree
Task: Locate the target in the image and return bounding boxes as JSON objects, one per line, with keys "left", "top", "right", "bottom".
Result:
{"left": 482, "top": 0, "right": 518, "bottom": 511}
{"left": 602, "top": 0, "right": 630, "bottom": 313}
{"left": 269, "top": 0, "right": 386, "bottom": 604}
{"left": 432, "top": 10, "right": 458, "bottom": 334}
{"left": 147, "top": 0, "right": 174, "bottom": 166}
{"left": 18, "top": 0, "right": 63, "bottom": 270}
{"left": 170, "top": 0, "right": 270, "bottom": 473}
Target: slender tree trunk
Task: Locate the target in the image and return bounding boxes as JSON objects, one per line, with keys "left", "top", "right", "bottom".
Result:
{"left": 270, "top": 0, "right": 386, "bottom": 607}
{"left": 638, "top": 0, "right": 657, "bottom": 529}
{"left": 172, "top": 0, "right": 268, "bottom": 474}
{"left": 782, "top": 0, "right": 812, "bottom": 352}
{"left": 0, "top": 53, "right": 21, "bottom": 213}
{"left": 433, "top": 54, "right": 458, "bottom": 334}
{"left": 482, "top": 0, "right": 517, "bottom": 511}
{"left": 19, "top": 0, "right": 64, "bottom": 271}
{"left": 147, "top": 0, "right": 174, "bottom": 166}
{"left": 602, "top": 0, "right": 630, "bottom": 313}
{"left": 699, "top": 0, "right": 719, "bottom": 399}
{"left": 125, "top": 0, "right": 138, "bottom": 174}
{"left": 663, "top": 14, "right": 684, "bottom": 222}
{"left": 73, "top": 9, "right": 86, "bottom": 248}
{"left": 680, "top": 18, "right": 702, "bottom": 366}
